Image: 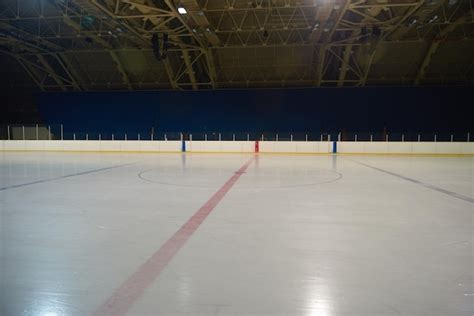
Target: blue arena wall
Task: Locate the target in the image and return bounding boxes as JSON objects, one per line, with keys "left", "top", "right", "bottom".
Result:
{"left": 36, "top": 87, "right": 472, "bottom": 135}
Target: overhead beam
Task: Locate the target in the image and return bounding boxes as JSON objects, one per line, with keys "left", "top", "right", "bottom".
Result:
{"left": 315, "top": 0, "right": 352, "bottom": 87}
{"left": 314, "top": 46, "right": 326, "bottom": 87}
{"left": 337, "top": 44, "right": 353, "bottom": 87}
{"left": 50, "top": 75, "right": 471, "bottom": 88}
{"left": 180, "top": 49, "right": 199, "bottom": 90}
{"left": 57, "top": 53, "right": 82, "bottom": 90}
{"left": 0, "top": 35, "right": 79, "bottom": 91}
{"left": 0, "top": 21, "right": 63, "bottom": 52}
{"left": 89, "top": 0, "right": 178, "bottom": 89}
{"left": 308, "top": 0, "right": 333, "bottom": 86}
{"left": 98, "top": 0, "right": 198, "bottom": 89}
{"left": 62, "top": 15, "right": 133, "bottom": 89}
{"left": 204, "top": 51, "right": 218, "bottom": 88}
{"left": 388, "top": 0, "right": 445, "bottom": 41}
{"left": 162, "top": 60, "right": 178, "bottom": 89}
{"left": 327, "top": 0, "right": 352, "bottom": 41}
{"left": 314, "top": 0, "right": 351, "bottom": 87}
{"left": 415, "top": 8, "right": 474, "bottom": 84}
{"left": 379, "top": 1, "right": 425, "bottom": 42}
{"left": 36, "top": 54, "right": 68, "bottom": 91}
{"left": 109, "top": 51, "right": 133, "bottom": 89}
{"left": 358, "top": 0, "right": 425, "bottom": 86}
{"left": 162, "top": 0, "right": 216, "bottom": 89}
{"left": 11, "top": 36, "right": 474, "bottom": 57}
{"left": 180, "top": 0, "right": 221, "bottom": 88}
{"left": 12, "top": 55, "right": 46, "bottom": 91}
{"left": 359, "top": 51, "right": 376, "bottom": 86}
{"left": 414, "top": 41, "right": 441, "bottom": 85}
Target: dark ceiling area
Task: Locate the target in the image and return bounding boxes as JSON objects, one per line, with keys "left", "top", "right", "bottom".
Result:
{"left": 0, "top": 0, "right": 473, "bottom": 92}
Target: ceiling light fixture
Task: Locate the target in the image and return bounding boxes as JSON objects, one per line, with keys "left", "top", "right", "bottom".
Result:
{"left": 428, "top": 15, "right": 438, "bottom": 23}
{"left": 177, "top": 6, "right": 187, "bottom": 14}
{"left": 409, "top": 17, "right": 418, "bottom": 25}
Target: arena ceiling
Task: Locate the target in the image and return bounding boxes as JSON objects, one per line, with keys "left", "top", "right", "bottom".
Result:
{"left": 0, "top": 0, "right": 473, "bottom": 91}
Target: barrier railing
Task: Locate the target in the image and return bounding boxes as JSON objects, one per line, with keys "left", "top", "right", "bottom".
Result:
{"left": 0, "top": 124, "right": 471, "bottom": 142}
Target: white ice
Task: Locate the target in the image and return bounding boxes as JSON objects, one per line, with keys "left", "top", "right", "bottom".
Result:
{"left": 0, "top": 152, "right": 473, "bottom": 315}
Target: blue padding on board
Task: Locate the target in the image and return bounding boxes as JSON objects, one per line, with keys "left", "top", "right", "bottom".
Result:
{"left": 182, "top": 140, "right": 186, "bottom": 152}
{"left": 332, "top": 141, "right": 337, "bottom": 153}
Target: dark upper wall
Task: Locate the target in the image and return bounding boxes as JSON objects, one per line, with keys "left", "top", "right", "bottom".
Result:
{"left": 0, "top": 53, "right": 41, "bottom": 124}
{"left": 36, "top": 87, "right": 472, "bottom": 134}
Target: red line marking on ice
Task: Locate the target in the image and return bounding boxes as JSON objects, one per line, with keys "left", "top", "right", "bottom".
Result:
{"left": 94, "top": 157, "right": 255, "bottom": 316}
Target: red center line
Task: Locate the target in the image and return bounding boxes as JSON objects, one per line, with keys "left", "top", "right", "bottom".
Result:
{"left": 94, "top": 156, "right": 255, "bottom": 316}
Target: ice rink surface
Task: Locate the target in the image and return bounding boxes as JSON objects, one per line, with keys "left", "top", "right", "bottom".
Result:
{"left": 1, "top": 152, "right": 473, "bottom": 316}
